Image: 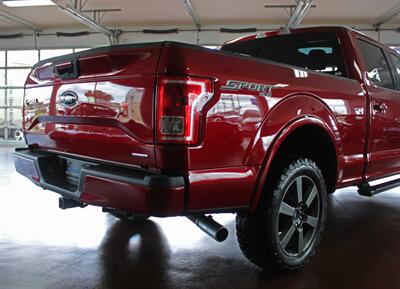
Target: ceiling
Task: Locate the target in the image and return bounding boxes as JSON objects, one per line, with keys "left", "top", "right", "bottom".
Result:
{"left": 0, "top": 0, "right": 399, "bottom": 31}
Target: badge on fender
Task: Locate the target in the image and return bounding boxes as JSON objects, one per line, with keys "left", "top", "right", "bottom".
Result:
{"left": 221, "top": 80, "right": 285, "bottom": 97}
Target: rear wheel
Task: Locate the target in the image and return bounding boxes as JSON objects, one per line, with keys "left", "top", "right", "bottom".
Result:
{"left": 236, "top": 158, "right": 327, "bottom": 273}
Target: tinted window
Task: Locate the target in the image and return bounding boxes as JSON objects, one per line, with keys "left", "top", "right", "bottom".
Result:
{"left": 390, "top": 53, "right": 400, "bottom": 88}
{"left": 357, "top": 39, "right": 395, "bottom": 90}
{"left": 222, "top": 32, "right": 347, "bottom": 77}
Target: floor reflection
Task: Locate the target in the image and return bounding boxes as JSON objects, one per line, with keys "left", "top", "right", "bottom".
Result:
{"left": 99, "top": 220, "right": 170, "bottom": 289}
{"left": 1, "top": 147, "right": 400, "bottom": 289}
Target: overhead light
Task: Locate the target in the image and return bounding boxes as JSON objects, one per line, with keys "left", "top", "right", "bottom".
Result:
{"left": 284, "top": 0, "right": 314, "bottom": 33}
{"left": 181, "top": 0, "right": 201, "bottom": 30}
{"left": 2, "top": 0, "right": 55, "bottom": 7}
{"left": 57, "top": 4, "right": 118, "bottom": 44}
{"left": 373, "top": 5, "right": 400, "bottom": 27}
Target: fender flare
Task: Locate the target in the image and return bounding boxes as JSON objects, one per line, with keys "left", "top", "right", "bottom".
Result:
{"left": 248, "top": 93, "right": 344, "bottom": 210}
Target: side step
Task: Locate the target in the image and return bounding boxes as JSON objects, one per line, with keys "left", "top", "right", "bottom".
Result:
{"left": 358, "top": 178, "right": 400, "bottom": 196}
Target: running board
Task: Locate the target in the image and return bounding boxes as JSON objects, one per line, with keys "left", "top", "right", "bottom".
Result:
{"left": 358, "top": 178, "right": 400, "bottom": 196}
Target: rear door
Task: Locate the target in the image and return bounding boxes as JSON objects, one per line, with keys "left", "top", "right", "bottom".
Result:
{"left": 356, "top": 38, "right": 400, "bottom": 180}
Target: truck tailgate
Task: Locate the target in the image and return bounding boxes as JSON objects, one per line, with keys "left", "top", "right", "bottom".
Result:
{"left": 23, "top": 43, "right": 164, "bottom": 168}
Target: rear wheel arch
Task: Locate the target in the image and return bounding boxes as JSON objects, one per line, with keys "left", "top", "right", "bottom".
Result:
{"left": 251, "top": 117, "right": 341, "bottom": 210}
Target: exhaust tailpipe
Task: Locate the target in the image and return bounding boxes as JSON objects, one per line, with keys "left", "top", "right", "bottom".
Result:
{"left": 187, "top": 215, "right": 228, "bottom": 242}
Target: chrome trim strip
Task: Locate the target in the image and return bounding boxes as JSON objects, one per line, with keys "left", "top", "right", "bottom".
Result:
{"left": 131, "top": 153, "right": 149, "bottom": 158}
{"left": 369, "top": 174, "right": 400, "bottom": 187}
{"left": 46, "top": 149, "right": 143, "bottom": 170}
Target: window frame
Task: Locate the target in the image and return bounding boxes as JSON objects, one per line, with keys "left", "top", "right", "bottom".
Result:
{"left": 386, "top": 50, "right": 400, "bottom": 91}
{"left": 355, "top": 37, "right": 397, "bottom": 91}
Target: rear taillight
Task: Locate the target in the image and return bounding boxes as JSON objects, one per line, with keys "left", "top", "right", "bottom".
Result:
{"left": 157, "top": 75, "right": 214, "bottom": 145}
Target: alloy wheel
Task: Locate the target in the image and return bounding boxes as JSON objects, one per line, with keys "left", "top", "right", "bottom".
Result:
{"left": 276, "top": 175, "right": 321, "bottom": 256}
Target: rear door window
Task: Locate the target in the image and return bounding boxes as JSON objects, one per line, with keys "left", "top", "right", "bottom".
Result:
{"left": 356, "top": 39, "right": 395, "bottom": 90}
{"left": 389, "top": 52, "right": 400, "bottom": 89}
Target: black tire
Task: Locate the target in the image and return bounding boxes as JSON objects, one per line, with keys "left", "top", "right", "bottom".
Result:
{"left": 236, "top": 158, "right": 327, "bottom": 273}
{"left": 105, "top": 209, "right": 150, "bottom": 222}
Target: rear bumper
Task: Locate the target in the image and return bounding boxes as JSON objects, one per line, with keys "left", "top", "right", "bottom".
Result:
{"left": 13, "top": 148, "right": 185, "bottom": 216}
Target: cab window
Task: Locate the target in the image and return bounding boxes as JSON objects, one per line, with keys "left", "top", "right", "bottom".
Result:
{"left": 390, "top": 52, "right": 400, "bottom": 88}
{"left": 357, "top": 39, "right": 395, "bottom": 90}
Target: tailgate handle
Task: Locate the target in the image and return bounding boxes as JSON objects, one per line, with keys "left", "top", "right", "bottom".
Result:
{"left": 56, "top": 58, "right": 80, "bottom": 80}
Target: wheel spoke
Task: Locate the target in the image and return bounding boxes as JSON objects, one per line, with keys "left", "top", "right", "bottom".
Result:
{"left": 298, "top": 229, "right": 305, "bottom": 254}
{"left": 280, "top": 224, "right": 296, "bottom": 249}
{"left": 305, "top": 185, "right": 317, "bottom": 207}
{"left": 279, "top": 202, "right": 295, "bottom": 217}
{"left": 296, "top": 177, "right": 303, "bottom": 203}
{"left": 306, "top": 215, "right": 318, "bottom": 228}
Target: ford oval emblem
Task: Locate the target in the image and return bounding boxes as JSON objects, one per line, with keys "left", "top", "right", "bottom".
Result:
{"left": 59, "top": 91, "right": 78, "bottom": 107}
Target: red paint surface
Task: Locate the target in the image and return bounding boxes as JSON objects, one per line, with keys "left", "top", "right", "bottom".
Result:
{"left": 20, "top": 27, "right": 400, "bottom": 215}
{"left": 81, "top": 175, "right": 185, "bottom": 217}
{"left": 188, "top": 166, "right": 259, "bottom": 211}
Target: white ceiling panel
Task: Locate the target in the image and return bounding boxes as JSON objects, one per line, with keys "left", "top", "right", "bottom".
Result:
{"left": 0, "top": 0, "right": 398, "bottom": 31}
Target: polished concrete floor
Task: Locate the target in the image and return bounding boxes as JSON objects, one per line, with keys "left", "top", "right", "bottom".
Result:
{"left": 1, "top": 147, "right": 399, "bottom": 289}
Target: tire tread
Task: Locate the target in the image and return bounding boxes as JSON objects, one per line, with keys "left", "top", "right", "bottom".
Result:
{"left": 236, "top": 158, "right": 327, "bottom": 273}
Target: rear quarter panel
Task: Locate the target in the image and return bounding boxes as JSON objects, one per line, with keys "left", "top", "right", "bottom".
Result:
{"left": 157, "top": 43, "right": 366, "bottom": 211}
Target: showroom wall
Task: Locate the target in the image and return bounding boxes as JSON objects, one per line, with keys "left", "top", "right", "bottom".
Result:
{"left": 0, "top": 24, "right": 398, "bottom": 49}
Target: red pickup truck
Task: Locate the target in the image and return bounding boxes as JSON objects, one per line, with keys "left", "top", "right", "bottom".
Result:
{"left": 13, "top": 26, "right": 400, "bottom": 272}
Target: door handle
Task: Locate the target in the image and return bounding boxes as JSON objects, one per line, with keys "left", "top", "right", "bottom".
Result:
{"left": 372, "top": 102, "right": 387, "bottom": 114}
